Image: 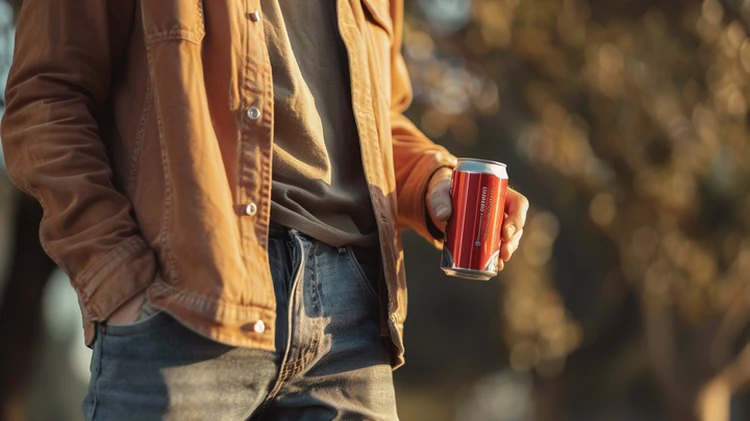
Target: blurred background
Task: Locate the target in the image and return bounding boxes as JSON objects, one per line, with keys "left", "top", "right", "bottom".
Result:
{"left": 1, "top": 0, "right": 750, "bottom": 420}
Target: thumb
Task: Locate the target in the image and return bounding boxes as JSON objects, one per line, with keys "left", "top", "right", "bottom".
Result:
{"left": 429, "top": 177, "right": 453, "bottom": 221}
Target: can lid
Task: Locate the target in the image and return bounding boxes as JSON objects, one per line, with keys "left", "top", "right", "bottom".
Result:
{"left": 457, "top": 157, "right": 506, "bottom": 167}
{"left": 456, "top": 158, "right": 508, "bottom": 178}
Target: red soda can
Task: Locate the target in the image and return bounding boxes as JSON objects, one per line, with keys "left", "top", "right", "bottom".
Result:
{"left": 441, "top": 158, "right": 509, "bottom": 281}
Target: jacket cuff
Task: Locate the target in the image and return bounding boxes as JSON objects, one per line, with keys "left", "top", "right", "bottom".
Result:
{"left": 77, "top": 236, "right": 158, "bottom": 320}
{"left": 399, "top": 150, "right": 457, "bottom": 249}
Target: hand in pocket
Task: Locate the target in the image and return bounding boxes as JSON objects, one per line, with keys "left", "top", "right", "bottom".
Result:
{"left": 107, "top": 291, "right": 148, "bottom": 325}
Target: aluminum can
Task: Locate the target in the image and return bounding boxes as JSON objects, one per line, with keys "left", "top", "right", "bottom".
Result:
{"left": 441, "top": 158, "right": 509, "bottom": 281}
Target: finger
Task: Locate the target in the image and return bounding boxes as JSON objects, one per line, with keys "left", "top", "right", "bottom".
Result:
{"left": 501, "top": 228, "right": 523, "bottom": 262}
{"left": 503, "top": 189, "right": 529, "bottom": 241}
{"left": 496, "top": 259, "right": 505, "bottom": 273}
{"left": 501, "top": 238, "right": 516, "bottom": 262}
{"left": 429, "top": 177, "right": 453, "bottom": 221}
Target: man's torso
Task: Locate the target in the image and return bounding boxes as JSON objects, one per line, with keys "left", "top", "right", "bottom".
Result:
{"left": 262, "top": 0, "right": 377, "bottom": 248}
{"left": 105, "top": 0, "right": 406, "bottom": 365}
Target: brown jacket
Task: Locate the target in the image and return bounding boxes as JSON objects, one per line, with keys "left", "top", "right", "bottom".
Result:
{"left": 1, "top": 0, "right": 456, "bottom": 368}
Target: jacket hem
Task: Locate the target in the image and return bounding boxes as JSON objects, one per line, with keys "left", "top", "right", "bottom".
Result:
{"left": 145, "top": 280, "right": 277, "bottom": 351}
{"left": 79, "top": 236, "right": 158, "bottom": 320}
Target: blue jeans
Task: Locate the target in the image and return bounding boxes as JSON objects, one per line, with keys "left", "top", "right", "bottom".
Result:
{"left": 82, "top": 227, "right": 398, "bottom": 420}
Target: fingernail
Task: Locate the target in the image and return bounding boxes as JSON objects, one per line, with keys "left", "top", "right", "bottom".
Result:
{"left": 435, "top": 205, "right": 449, "bottom": 219}
{"left": 505, "top": 225, "right": 516, "bottom": 239}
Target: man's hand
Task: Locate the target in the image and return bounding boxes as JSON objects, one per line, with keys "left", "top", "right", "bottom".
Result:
{"left": 427, "top": 167, "right": 529, "bottom": 271}
{"left": 106, "top": 290, "right": 147, "bottom": 325}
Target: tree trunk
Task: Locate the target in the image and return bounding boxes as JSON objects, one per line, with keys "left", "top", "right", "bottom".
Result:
{"left": 0, "top": 192, "right": 57, "bottom": 421}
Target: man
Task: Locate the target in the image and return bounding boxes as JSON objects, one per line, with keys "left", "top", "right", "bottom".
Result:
{"left": 1, "top": 0, "right": 528, "bottom": 419}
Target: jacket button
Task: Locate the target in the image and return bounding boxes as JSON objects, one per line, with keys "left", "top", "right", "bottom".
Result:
{"left": 247, "top": 107, "right": 261, "bottom": 120}
{"left": 253, "top": 320, "right": 265, "bottom": 333}
{"left": 248, "top": 10, "right": 261, "bottom": 22}
{"left": 244, "top": 203, "right": 257, "bottom": 216}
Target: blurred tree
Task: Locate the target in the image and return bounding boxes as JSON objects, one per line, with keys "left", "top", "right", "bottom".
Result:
{"left": 403, "top": 0, "right": 750, "bottom": 419}
{"left": 0, "top": 2, "right": 59, "bottom": 421}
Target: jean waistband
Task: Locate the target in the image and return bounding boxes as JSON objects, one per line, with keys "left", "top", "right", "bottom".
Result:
{"left": 267, "top": 222, "right": 379, "bottom": 255}
{"left": 268, "top": 222, "right": 290, "bottom": 240}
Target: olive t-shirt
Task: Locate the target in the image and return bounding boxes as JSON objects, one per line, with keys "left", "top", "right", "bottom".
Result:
{"left": 263, "top": 0, "right": 377, "bottom": 247}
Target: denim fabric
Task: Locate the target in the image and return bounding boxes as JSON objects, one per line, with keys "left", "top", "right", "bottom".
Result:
{"left": 82, "top": 229, "right": 398, "bottom": 420}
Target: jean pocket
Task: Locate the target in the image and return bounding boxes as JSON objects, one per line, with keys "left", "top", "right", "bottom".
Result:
{"left": 345, "top": 246, "right": 381, "bottom": 304}
{"left": 104, "top": 310, "right": 166, "bottom": 336}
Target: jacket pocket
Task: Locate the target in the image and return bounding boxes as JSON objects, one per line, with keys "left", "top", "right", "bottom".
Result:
{"left": 141, "top": 0, "right": 205, "bottom": 45}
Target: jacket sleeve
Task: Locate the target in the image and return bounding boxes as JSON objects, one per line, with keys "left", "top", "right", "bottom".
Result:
{"left": 388, "top": 1, "right": 458, "bottom": 248}
{"left": 0, "top": 0, "right": 157, "bottom": 321}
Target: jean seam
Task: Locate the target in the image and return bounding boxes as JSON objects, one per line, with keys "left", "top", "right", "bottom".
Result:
{"left": 256, "top": 234, "right": 308, "bottom": 409}
{"left": 344, "top": 247, "right": 380, "bottom": 304}
{"left": 309, "top": 242, "right": 323, "bottom": 321}
{"left": 87, "top": 331, "right": 103, "bottom": 420}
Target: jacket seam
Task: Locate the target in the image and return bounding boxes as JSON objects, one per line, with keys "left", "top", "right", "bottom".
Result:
{"left": 155, "top": 281, "right": 276, "bottom": 314}
{"left": 125, "top": 75, "right": 153, "bottom": 195}
{"left": 142, "top": 1, "right": 205, "bottom": 45}
{"left": 142, "top": 40, "right": 180, "bottom": 286}
{"left": 196, "top": 0, "right": 205, "bottom": 39}
{"left": 145, "top": 29, "right": 203, "bottom": 45}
